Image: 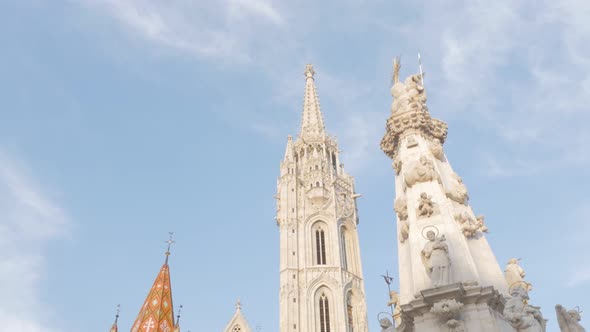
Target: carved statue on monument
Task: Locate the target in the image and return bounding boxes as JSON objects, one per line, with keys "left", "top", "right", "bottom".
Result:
{"left": 390, "top": 57, "right": 427, "bottom": 115}
{"left": 503, "top": 286, "right": 546, "bottom": 332}
{"left": 430, "top": 138, "right": 444, "bottom": 160}
{"left": 505, "top": 258, "right": 532, "bottom": 291}
{"left": 417, "top": 192, "right": 436, "bottom": 218}
{"left": 388, "top": 290, "right": 402, "bottom": 326}
{"left": 394, "top": 197, "right": 409, "bottom": 243}
{"left": 556, "top": 304, "right": 585, "bottom": 332}
{"left": 445, "top": 175, "right": 469, "bottom": 205}
{"left": 404, "top": 156, "right": 439, "bottom": 187}
{"left": 421, "top": 229, "right": 451, "bottom": 287}
{"left": 455, "top": 212, "right": 488, "bottom": 238}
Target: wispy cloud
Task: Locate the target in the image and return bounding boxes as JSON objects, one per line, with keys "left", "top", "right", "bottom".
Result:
{"left": 0, "top": 150, "right": 69, "bottom": 332}
{"left": 83, "top": 0, "right": 284, "bottom": 60}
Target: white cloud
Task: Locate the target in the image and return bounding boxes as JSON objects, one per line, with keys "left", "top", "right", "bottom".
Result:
{"left": 83, "top": 0, "right": 284, "bottom": 60}
{"left": 0, "top": 150, "right": 69, "bottom": 332}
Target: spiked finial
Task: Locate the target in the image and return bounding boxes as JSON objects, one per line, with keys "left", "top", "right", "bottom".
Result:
{"left": 165, "top": 232, "right": 175, "bottom": 264}
{"left": 109, "top": 304, "right": 120, "bottom": 332}
{"left": 304, "top": 64, "right": 315, "bottom": 79}
{"left": 175, "top": 305, "right": 183, "bottom": 332}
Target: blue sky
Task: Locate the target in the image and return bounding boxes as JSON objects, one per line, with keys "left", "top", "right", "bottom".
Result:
{"left": 1, "top": 1, "right": 589, "bottom": 331}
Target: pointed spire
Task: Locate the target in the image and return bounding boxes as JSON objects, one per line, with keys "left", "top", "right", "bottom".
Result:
{"left": 109, "top": 304, "right": 120, "bottom": 332}
{"left": 299, "top": 64, "right": 326, "bottom": 142}
{"left": 283, "top": 136, "right": 294, "bottom": 161}
{"left": 130, "top": 236, "right": 176, "bottom": 332}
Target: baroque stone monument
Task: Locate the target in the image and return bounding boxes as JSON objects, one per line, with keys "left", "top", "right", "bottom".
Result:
{"left": 380, "top": 58, "right": 548, "bottom": 331}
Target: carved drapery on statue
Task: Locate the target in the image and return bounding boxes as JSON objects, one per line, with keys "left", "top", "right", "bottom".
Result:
{"left": 421, "top": 230, "right": 451, "bottom": 287}
{"left": 503, "top": 286, "right": 546, "bottom": 332}
{"left": 556, "top": 304, "right": 585, "bottom": 332}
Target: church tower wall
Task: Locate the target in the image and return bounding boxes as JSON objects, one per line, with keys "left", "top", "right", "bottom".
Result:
{"left": 276, "top": 65, "right": 369, "bottom": 332}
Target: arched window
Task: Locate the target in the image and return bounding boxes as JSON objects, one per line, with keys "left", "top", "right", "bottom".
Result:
{"left": 340, "top": 228, "right": 348, "bottom": 271}
{"left": 346, "top": 294, "right": 354, "bottom": 332}
{"left": 315, "top": 228, "right": 327, "bottom": 265}
{"left": 319, "top": 293, "right": 331, "bottom": 332}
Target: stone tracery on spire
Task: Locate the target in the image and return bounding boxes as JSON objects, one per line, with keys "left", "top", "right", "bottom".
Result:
{"left": 299, "top": 64, "right": 327, "bottom": 142}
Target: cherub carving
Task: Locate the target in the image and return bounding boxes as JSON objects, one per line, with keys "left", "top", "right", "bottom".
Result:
{"left": 404, "top": 156, "right": 439, "bottom": 188}
{"left": 417, "top": 193, "right": 436, "bottom": 218}
{"left": 455, "top": 212, "right": 488, "bottom": 238}
{"left": 556, "top": 304, "right": 585, "bottom": 332}
{"left": 445, "top": 175, "right": 469, "bottom": 205}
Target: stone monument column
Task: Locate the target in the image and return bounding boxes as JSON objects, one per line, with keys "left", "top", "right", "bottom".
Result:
{"left": 380, "top": 58, "right": 543, "bottom": 332}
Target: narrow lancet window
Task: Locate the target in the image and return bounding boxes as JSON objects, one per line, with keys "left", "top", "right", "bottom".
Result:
{"left": 315, "top": 229, "right": 327, "bottom": 265}
{"left": 319, "top": 293, "right": 331, "bottom": 332}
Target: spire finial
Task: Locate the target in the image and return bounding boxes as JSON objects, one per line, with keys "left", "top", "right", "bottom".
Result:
{"left": 175, "top": 304, "right": 183, "bottom": 327}
{"left": 110, "top": 304, "right": 120, "bottom": 332}
{"left": 236, "top": 299, "right": 242, "bottom": 311}
{"left": 304, "top": 64, "right": 315, "bottom": 80}
{"left": 165, "top": 232, "right": 175, "bottom": 264}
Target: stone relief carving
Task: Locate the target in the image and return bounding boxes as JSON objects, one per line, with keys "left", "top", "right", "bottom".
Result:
{"left": 455, "top": 212, "right": 488, "bottom": 238}
{"left": 430, "top": 299, "right": 463, "bottom": 320}
{"left": 556, "top": 304, "right": 585, "bottom": 332}
{"left": 421, "top": 230, "right": 451, "bottom": 287}
{"left": 430, "top": 138, "right": 444, "bottom": 161}
{"left": 505, "top": 258, "right": 532, "bottom": 291}
{"left": 430, "top": 299, "right": 466, "bottom": 332}
{"left": 503, "top": 286, "right": 546, "bottom": 332}
{"left": 417, "top": 192, "right": 437, "bottom": 218}
{"left": 336, "top": 188, "right": 354, "bottom": 219}
{"left": 394, "top": 197, "right": 409, "bottom": 243}
{"left": 390, "top": 57, "right": 427, "bottom": 115}
{"left": 445, "top": 175, "right": 469, "bottom": 205}
{"left": 404, "top": 156, "right": 440, "bottom": 188}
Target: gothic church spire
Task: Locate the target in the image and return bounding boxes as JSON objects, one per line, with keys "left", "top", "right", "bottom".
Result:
{"left": 130, "top": 239, "right": 176, "bottom": 332}
{"left": 299, "top": 64, "right": 326, "bottom": 142}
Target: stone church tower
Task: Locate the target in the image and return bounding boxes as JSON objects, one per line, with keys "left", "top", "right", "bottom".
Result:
{"left": 379, "top": 59, "right": 547, "bottom": 331}
{"left": 275, "top": 64, "right": 369, "bottom": 332}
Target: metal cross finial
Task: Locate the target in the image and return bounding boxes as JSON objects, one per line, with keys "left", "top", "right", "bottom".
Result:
{"left": 175, "top": 304, "right": 183, "bottom": 326}
{"left": 418, "top": 52, "right": 425, "bottom": 87}
{"left": 164, "top": 232, "right": 175, "bottom": 263}
{"left": 114, "top": 304, "right": 120, "bottom": 324}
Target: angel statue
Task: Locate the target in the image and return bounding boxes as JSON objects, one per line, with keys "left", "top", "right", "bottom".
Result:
{"left": 503, "top": 286, "right": 546, "bottom": 332}
{"left": 421, "top": 229, "right": 451, "bottom": 287}
{"left": 505, "top": 258, "right": 532, "bottom": 291}
{"left": 556, "top": 304, "right": 585, "bottom": 332}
